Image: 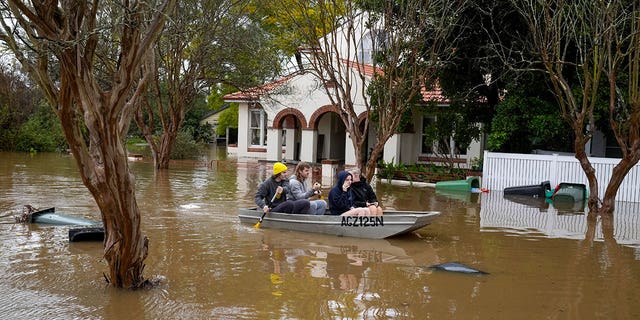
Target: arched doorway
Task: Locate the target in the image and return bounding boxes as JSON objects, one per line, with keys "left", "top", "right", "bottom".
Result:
{"left": 313, "top": 112, "right": 346, "bottom": 163}
{"left": 272, "top": 108, "right": 307, "bottom": 162}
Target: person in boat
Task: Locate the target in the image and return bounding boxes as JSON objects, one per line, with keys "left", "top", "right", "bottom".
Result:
{"left": 288, "top": 161, "right": 327, "bottom": 215}
{"left": 327, "top": 171, "right": 372, "bottom": 216}
{"left": 348, "top": 168, "right": 383, "bottom": 216}
{"left": 255, "top": 162, "right": 311, "bottom": 214}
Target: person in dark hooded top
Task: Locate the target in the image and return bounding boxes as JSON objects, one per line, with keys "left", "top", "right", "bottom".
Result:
{"left": 348, "top": 168, "right": 383, "bottom": 216}
{"left": 327, "top": 171, "right": 371, "bottom": 216}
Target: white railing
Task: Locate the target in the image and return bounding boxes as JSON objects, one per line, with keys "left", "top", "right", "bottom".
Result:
{"left": 482, "top": 151, "right": 640, "bottom": 203}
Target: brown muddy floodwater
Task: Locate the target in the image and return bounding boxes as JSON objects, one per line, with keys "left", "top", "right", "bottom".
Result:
{"left": 1, "top": 149, "right": 639, "bottom": 320}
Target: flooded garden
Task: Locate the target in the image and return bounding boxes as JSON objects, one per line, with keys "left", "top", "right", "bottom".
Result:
{"left": 1, "top": 150, "right": 639, "bottom": 319}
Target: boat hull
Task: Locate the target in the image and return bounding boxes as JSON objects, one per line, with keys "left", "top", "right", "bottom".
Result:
{"left": 238, "top": 208, "right": 440, "bottom": 239}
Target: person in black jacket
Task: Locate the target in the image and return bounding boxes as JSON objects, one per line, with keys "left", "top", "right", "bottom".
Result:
{"left": 348, "top": 168, "right": 383, "bottom": 216}
{"left": 254, "top": 162, "right": 311, "bottom": 214}
{"left": 327, "top": 171, "right": 370, "bottom": 216}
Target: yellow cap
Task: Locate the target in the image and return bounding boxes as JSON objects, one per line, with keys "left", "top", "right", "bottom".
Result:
{"left": 273, "top": 162, "right": 287, "bottom": 175}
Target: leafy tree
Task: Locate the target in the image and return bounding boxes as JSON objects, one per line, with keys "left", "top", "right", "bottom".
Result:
{"left": 430, "top": 0, "right": 530, "bottom": 162}
{"left": 511, "top": 0, "right": 640, "bottom": 216}
{"left": 183, "top": 95, "right": 215, "bottom": 144}
{"left": 134, "top": 0, "right": 280, "bottom": 169}
{"left": 207, "top": 84, "right": 239, "bottom": 137}
{"left": 252, "top": 0, "right": 467, "bottom": 181}
{"left": 0, "top": 62, "right": 42, "bottom": 150}
{"left": 0, "top": 0, "right": 176, "bottom": 288}
{"left": 358, "top": 0, "right": 468, "bottom": 177}
{"left": 216, "top": 104, "right": 239, "bottom": 137}
{"left": 16, "top": 102, "right": 67, "bottom": 152}
{"left": 487, "top": 72, "right": 573, "bottom": 153}
{"left": 420, "top": 101, "right": 482, "bottom": 168}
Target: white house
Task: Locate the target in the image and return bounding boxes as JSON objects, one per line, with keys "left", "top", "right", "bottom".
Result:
{"left": 224, "top": 72, "right": 484, "bottom": 169}
{"left": 200, "top": 104, "right": 231, "bottom": 143}
{"left": 223, "top": 15, "right": 484, "bottom": 169}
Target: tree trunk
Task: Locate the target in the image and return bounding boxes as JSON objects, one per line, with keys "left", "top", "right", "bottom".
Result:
{"left": 0, "top": 0, "right": 177, "bottom": 289}
{"left": 99, "top": 163, "right": 147, "bottom": 288}
{"left": 573, "top": 135, "right": 601, "bottom": 213}
{"left": 363, "top": 131, "right": 393, "bottom": 182}
{"left": 599, "top": 157, "right": 639, "bottom": 216}
{"left": 155, "top": 130, "right": 178, "bottom": 169}
{"left": 60, "top": 95, "right": 147, "bottom": 288}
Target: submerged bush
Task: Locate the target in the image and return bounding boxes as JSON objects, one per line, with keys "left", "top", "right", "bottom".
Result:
{"left": 15, "top": 104, "right": 67, "bottom": 152}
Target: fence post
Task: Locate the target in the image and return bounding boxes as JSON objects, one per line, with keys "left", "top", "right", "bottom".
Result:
{"left": 550, "top": 153, "right": 559, "bottom": 187}
{"left": 482, "top": 150, "right": 489, "bottom": 189}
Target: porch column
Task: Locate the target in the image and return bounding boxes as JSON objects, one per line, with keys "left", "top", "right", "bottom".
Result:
{"left": 300, "top": 129, "right": 317, "bottom": 163}
{"left": 237, "top": 103, "right": 249, "bottom": 157}
{"left": 266, "top": 128, "right": 282, "bottom": 161}
{"left": 283, "top": 127, "right": 295, "bottom": 161}
{"left": 383, "top": 133, "right": 401, "bottom": 165}
{"left": 344, "top": 134, "right": 357, "bottom": 166}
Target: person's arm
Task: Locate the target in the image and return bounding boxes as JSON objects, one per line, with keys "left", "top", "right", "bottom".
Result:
{"left": 281, "top": 180, "right": 292, "bottom": 199}
{"left": 353, "top": 199, "right": 367, "bottom": 207}
{"left": 366, "top": 183, "right": 379, "bottom": 204}
{"left": 329, "top": 189, "right": 352, "bottom": 214}
{"left": 293, "top": 179, "right": 316, "bottom": 199}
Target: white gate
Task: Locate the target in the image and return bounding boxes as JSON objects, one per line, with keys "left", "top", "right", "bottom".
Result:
{"left": 482, "top": 151, "right": 640, "bottom": 203}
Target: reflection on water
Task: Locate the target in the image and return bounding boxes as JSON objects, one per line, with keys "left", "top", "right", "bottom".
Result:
{"left": 1, "top": 149, "right": 640, "bottom": 319}
{"left": 483, "top": 191, "right": 640, "bottom": 248}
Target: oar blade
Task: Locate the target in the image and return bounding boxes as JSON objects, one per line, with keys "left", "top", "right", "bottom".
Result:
{"left": 253, "top": 221, "right": 262, "bottom": 228}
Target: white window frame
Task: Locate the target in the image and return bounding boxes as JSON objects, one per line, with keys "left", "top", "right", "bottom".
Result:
{"left": 358, "top": 32, "right": 373, "bottom": 65}
{"left": 249, "top": 108, "right": 268, "bottom": 147}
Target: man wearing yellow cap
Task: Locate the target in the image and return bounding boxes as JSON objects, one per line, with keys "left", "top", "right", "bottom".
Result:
{"left": 254, "top": 162, "right": 311, "bottom": 214}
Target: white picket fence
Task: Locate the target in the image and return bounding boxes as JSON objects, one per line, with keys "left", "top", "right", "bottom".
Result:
{"left": 482, "top": 151, "right": 640, "bottom": 203}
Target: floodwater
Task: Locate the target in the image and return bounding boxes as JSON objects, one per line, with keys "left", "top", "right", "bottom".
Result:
{"left": 1, "top": 149, "right": 639, "bottom": 320}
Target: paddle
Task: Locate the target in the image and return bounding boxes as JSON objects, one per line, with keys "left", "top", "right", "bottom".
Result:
{"left": 253, "top": 192, "right": 278, "bottom": 228}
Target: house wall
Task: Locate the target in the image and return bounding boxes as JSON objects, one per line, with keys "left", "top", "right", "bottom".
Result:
{"left": 231, "top": 102, "right": 270, "bottom": 158}
{"left": 235, "top": 102, "right": 249, "bottom": 156}
{"left": 388, "top": 114, "right": 484, "bottom": 168}
{"left": 200, "top": 114, "right": 218, "bottom": 127}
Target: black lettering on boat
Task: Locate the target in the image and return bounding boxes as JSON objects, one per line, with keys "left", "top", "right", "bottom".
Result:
{"left": 339, "top": 216, "right": 385, "bottom": 227}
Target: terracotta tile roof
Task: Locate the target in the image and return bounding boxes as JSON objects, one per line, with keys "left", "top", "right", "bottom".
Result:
{"left": 223, "top": 60, "right": 449, "bottom": 104}
{"left": 421, "top": 82, "right": 449, "bottom": 104}
{"left": 339, "top": 58, "right": 383, "bottom": 77}
{"left": 223, "top": 72, "right": 300, "bottom": 102}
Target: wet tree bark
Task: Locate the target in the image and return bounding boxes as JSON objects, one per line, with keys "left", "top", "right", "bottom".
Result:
{"left": 1, "top": 0, "right": 176, "bottom": 288}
